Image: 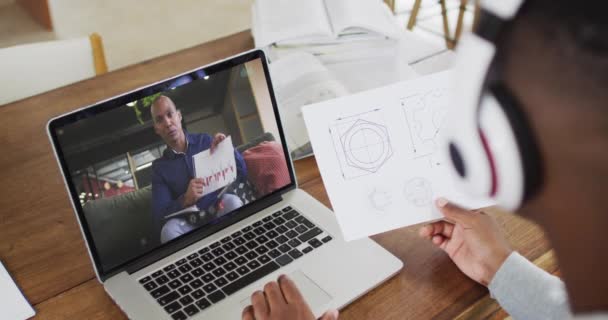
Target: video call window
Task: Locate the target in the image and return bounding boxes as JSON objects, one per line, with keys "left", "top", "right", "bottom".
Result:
{"left": 55, "top": 58, "right": 291, "bottom": 271}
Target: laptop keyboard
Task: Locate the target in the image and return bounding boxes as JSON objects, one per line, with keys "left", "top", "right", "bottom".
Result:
{"left": 138, "top": 206, "right": 333, "bottom": 320}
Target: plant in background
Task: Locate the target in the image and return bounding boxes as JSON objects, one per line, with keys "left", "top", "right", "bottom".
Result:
{"left": 129, "top": 92, "right": 161, "bottom": 124}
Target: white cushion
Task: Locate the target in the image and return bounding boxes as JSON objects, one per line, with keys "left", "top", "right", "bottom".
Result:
{"left": 0, "top": 37, "right": 96, "bottom": 105}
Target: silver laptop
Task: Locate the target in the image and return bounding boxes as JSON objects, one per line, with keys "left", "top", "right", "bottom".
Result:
{"left": 47, "top": 49, "right": 402, "bottom": 319}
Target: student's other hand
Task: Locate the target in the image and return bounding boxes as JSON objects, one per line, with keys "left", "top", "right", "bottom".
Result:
{"left": 210, "top": 133, "right": 227, "bottom": 154}
{"left": 182, "top": 178, "right": 204, "bottom": 207}
{"left": 242, "top": 275, "right": 339, "bottom": 320}
{"left": 419, "top": 198, "right": 512, "bottom": 286}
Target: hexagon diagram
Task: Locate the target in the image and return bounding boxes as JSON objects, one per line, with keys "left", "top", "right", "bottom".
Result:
{"left": 340, "top": 119, "right": 393, "bottom": 173}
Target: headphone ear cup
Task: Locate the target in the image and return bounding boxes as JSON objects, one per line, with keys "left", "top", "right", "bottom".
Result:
{"left": 442, "top": 34, "right": 497, "bottom": 198}
{"left": 480, "top": 85, "right": 543, "bottom": 209}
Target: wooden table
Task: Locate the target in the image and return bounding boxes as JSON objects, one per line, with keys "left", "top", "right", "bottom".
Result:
{"left": 0, "top": 31, "right": 557, "bottom": 319}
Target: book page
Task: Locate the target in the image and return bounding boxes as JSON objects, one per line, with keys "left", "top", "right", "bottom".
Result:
{"left": 302, "top": 71, "right": 493, "bottom": 241}
{"left": 192, "top": 136, "right": 237, "bottom": 196}
{"left": 254, "top": 0, "right": 333, "bottom": 47}
{"left": 324, "top": 0, "right": 401, "bottom": 39}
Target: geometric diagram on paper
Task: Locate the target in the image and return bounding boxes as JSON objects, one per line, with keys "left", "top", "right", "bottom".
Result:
{"left": 404, "top": 177, "right": 433, "bottom": 207}
{"left": 330, "top": 109, "right": 393, "bottom": 179}
{"left": 341, "top": 120, "right": 392, "bottom": 172}
{"left": 426, "top": 154, "right": 443, "bottom": 169}
{"left": 368, "top": 187, "right": 393, "bottom": 211}
{"left": 401, "top": 88, "right": 449, "bottom": 158}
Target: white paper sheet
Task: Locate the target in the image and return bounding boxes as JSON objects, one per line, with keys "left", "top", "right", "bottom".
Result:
{"left": 303, "top": 71, "right": 493, "bottom": 241}
{"left": 0, "top": 261, "right": 35, "bottom": 320}
{"left": 193, "top": 136, "right": 237, "bottom": 196}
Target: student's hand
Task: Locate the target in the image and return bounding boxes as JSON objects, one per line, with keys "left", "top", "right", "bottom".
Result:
{"left": 182, "top": 178, "right": 205, "bottom": 207}
{"left": 242, "top": 275, "right": 339, "bottom": 320}
{"left": 419, "top": 198, "right": 512, "bottom": 286}
{"left": 210, "top": 133, "right": 227, "bottom": 154}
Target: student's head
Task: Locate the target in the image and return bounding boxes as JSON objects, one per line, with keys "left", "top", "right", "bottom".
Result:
{"left": 470, "top": 3, "right": 608, "bottom": 309}
{"left": 151, "top": 95, "right": 185, "bottom": 147}
{"left": 491, "top": 0, "right": 608, "bottom": 224}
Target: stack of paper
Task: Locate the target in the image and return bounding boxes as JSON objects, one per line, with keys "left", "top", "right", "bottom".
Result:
{"left": 270, "top": 52, "right": 349, "bottom": 158}
{"left": 253, "top": 0, "right": 454, "bottom": 160}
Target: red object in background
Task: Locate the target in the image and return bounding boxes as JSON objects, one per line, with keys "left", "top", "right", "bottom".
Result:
{"left": 242, "top": 141, "right": 291, "bottom": 196}
{"left": 81, "top": 176, "right": 135, "bottom": 199}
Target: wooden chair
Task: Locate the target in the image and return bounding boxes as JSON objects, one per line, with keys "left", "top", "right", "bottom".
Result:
{"left": 0, "top": 33, "right": 108, "bottom": 106}
{"left": 407, "top": 0, "right": 480, "bottom": 49}
{"left": 384, "top": 0, "right": 396, "bottom": 12}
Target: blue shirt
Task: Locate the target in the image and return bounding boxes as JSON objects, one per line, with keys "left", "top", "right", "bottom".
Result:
{"left": 151, "top": 132, "right": 247, "bottom": 226}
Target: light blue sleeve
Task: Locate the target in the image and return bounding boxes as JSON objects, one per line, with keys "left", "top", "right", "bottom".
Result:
{"left": 488, "top": 252, "right": 572, "bottom": 320}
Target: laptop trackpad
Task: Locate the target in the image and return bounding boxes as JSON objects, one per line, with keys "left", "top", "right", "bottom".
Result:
{"left": 240, "top": 270, "right": 332, "bottom": 309}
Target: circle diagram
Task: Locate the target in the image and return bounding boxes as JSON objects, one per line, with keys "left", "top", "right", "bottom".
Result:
{"left": 340, "top": 119, "right": 393, "bottom": 173}
{"left": 404, "top": 177, "right": 432, "bottom": 207}
{"left": 368, "top": 187, "right": 393, "bottom": 211}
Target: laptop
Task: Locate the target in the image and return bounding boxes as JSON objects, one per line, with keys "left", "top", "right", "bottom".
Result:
{"left": 47, "top": 49, "right": 402, "bottom": 319}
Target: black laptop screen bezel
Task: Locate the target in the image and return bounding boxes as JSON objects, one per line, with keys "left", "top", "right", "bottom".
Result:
{"left": 47, "top": 49, "right": 297, "bottom": 281}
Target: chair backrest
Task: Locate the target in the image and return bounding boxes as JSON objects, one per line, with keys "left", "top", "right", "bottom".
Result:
{"left": 0, "top": 33, "right": 108, "bottom": 106}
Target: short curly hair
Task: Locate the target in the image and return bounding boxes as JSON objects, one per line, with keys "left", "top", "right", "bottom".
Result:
{"left": 495, "top": 0, "right": 608, "bottom": 83}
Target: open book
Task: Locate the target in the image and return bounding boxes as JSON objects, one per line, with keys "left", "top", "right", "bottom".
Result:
{"left": 252, "top": 0, "right": 401, "bottom": 47}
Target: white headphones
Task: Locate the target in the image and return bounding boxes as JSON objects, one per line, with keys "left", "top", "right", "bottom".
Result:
{"left": 442, "top": 0, "right": 543, "bottom": 211}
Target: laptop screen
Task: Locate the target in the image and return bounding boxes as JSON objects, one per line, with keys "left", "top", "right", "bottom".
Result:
{"left": 48, "top": 50, "right": 295, "bottom": 277}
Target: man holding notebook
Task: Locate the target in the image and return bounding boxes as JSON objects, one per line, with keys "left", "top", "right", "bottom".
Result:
{"left": 150, "top": 95, "right": 247, "bottom": 243}
{"left": 243, "top": 0, "right": 608, "bottom": 319}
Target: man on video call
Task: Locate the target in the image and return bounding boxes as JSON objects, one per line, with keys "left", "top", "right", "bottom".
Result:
{"left": 150, "top": 95, "right": 248, "bottom": 244}
{"left": 241, "top": 1, "right": 608, "bottom": 320}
